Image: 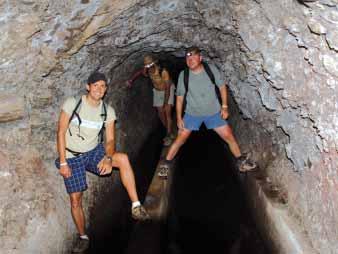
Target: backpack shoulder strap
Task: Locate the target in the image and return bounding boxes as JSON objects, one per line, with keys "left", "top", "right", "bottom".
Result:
{"left": 182, "top": 68, "right": 190, "bottom": 113}
{"left": 69, "top": 96, "right": 82, "bottom": 124}
{"left": 68, "top": 96, "right": 82, "bottom": 137}
{"left": 183, "top": 67, "right": 189, "bottom": 93}
{"left": 202, "top": 62, "right": 216, "bottom": 85}
{"left": 101, "top": 101, "right": 107, "bottom": 122}
{"left": 202, "top": 62, "right": 222, "bottom": 104}
{"left": 98, "top": 101, "right": 107, "bottom": 143}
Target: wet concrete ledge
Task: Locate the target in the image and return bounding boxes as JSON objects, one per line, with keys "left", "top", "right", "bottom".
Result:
{"left": 240, "top": 172, "right": 317, "bottom": 254}
{"left": 127, "top": 138, "right": 318, "bottom": 254}
{"left": 142, "top": 146, "right": 176, "bottom": 221}
{"left": 126, "top": 146, "right": 177, "bottom": 254}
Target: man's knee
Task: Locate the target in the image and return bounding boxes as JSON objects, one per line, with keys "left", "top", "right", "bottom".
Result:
{"left": 70, "top": 194, "right": 83, "bottom": 209}
{"left": 223, "top": 130, "right": 233, "bottom": 140}
{"left": 113, "top": 152, "right": 129, "bottom": 166}
{"left": 176, "top": 130, "right": 191, "bottom": 145}
{"left": 219, "top": 126, "right": 234, "bottom": 141}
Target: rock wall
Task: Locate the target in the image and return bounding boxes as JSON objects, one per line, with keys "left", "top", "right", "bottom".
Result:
{"left": 0, "top": 1, "right": 159, "bottom": 253}
{"left": 0, "top": 0, "right": 337, "bottom": 253}
{"left": 232, "top": 1, "right": 338, "bottom": 253}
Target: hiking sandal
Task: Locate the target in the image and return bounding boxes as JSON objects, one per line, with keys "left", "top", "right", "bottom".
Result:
{"left": 237, "top": 153, "right": 257, "bottom": 173}
{"left": 72, "top": 237, "right": 89, "bottom": 253}
{"left": 163, "top": 136, "right": 172, "bottom": 146}
{"left": 163, "top": 133, "right": 176, "bottom": 146}
{"left": 131, "top": 205, "right": 150, "bottom": 221}
{"left": 158, "top": 164, "right": 169, "bottom": 178}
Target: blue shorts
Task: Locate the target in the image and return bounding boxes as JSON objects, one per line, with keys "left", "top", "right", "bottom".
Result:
{"left": 55, "top": 144, "right": 105, "bottom": 194}
{"left": 183, "top": 112, "right": 228, "bottom": 131}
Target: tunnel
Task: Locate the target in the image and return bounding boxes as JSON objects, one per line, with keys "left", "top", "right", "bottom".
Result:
{"left": 0, "top": 0, "right": 337, "bottom": 254}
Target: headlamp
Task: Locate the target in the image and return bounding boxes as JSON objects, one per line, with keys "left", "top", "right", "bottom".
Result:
{"left": 145, "top": 62, "right": 155, "bottom": 68}
{"left": 186, "top": 51, "right": 197, "bottom": 57}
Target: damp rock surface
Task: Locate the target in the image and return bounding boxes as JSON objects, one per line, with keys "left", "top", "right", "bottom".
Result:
{"left": 0, "top": 95, "right": 25, "bottom": 122}
{"left": 0, "top": 0, "right": 337, "bottom": 253}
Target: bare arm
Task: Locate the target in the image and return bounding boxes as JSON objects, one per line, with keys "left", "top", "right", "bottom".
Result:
{"left": 164, "top": 81, "right": 171, "bottom": 104}
{"left": 126, "top": 69, "right": 147, "bottom": 87}
{"left": 97, "top": 120, "right": 115, "bottom": 175}
{"left": 57, "top": 110, "right": 72, "bottom": 178}
{"left": 218, "top": 84, "right": 229, "bottom": 119}
{"left": 176, "top": 95, "right": 184, "bottom": 129}
{"left": 104, "top": 120, "right": 115, "bottom": 157}
{"left": 162, "top": 69, "right": 171, "bottom": 104}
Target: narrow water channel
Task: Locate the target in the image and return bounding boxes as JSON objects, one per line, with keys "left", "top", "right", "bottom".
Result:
{"left": 90, "top": 126, "right": 267, "bottom": 254}
{"left": 166, "top": 127, "right": 268, "bottom": 254}
{"left": 89, "top": 128, "right": 164, "bottom": 254}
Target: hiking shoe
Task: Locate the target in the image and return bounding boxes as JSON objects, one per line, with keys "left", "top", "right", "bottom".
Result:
{"left": 158, "top": 164, "right": 169, "bottom": 178}
{"left": 72, "top": 238, "right": 89, "bottom": 253}
{"left": 131, "top": 205, "right": 150, "bottom": 221}
{"left": 237, "top": 153, "right": 257, "bottom": 172}
{"left": 163, "top": 133, "right": 175, "bottom": 146}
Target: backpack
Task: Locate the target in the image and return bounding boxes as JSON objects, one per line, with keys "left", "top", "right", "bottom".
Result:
{"left": 67, "top": 96, "right": 107, "bottom": 156}
{"left": 183, "top": 62, "right": 221, "bottom": 108}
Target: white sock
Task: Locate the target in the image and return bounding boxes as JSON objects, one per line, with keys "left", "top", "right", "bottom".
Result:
{"left": 80, "top": 235, "right": 89, "bottom": 240}
{"left": 132, "top": 201, "right": 141, "bottom": 209}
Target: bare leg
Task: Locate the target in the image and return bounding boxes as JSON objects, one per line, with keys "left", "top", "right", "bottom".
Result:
{"left": 156, "top": 106, "right": 166, "bottom": 128}
{"left": 214, "top": 124, "right": 241, "bottom": 158}
{"left": 111, "top": 153, "right": 139, "bottom": 202}
{"left": 70, "top": 192, "right": 86, "bottom": 235}
{"left": 166, "top": 129, "right": 192, "bottom": 160}
{"left": 164, "top": 104, "right": 173, "bottom": 135}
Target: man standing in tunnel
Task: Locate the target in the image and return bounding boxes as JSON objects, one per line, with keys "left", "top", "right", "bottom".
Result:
{"left": 126, "top": 54, "right": 176, "bottom": 146}
{"left": 56, "top": 72, "right": 149, "bottom": 253}
{"left": 159, "top": 46, "right": 256, "bottom": 177}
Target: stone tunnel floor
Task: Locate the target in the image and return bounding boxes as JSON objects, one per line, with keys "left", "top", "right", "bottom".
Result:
{"left": 89, "top": 126, "right": 268, "bottom": 254}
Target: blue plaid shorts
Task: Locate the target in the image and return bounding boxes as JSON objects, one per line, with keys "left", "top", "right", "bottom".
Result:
{"left": 55, "top": 143, "right": 105, "bottom": 194}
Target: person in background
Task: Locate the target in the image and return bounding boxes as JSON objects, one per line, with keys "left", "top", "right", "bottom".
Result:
{"left": 127, "top": 54, "right": 176, "bottom": 146}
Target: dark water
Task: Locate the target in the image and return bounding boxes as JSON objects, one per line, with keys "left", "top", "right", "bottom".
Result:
{"left": 90, "top": 127, "right": 267, "bottom": 254}
{"left": 88, "top": 128, "right": 164, "bottom": 254}
{"left": 166, "top": 127, "right": 268, "bottom": 254}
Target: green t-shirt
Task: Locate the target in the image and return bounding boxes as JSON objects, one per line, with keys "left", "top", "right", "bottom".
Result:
{"left": 176, "top": 64, "right": 225, "bottom": 116}
{"left": 62, "top": 95, "right": 116, "bottom": 158}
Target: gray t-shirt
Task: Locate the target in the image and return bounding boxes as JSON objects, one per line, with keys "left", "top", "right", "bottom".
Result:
{"left": 176, "top": 64, "right": 225, "bottom": 116}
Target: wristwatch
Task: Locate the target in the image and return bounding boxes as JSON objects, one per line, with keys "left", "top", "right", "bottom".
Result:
{"left": 105, "top": 155, "right": 113, "bottom": 162}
